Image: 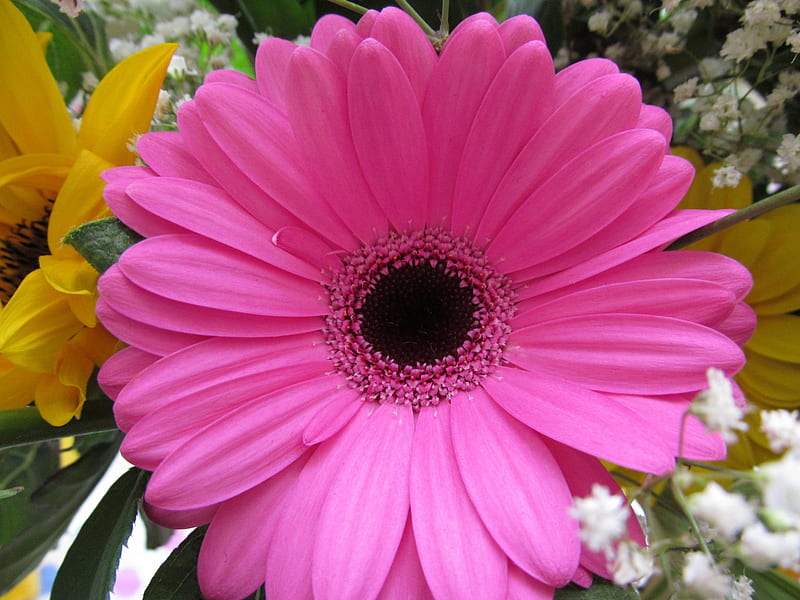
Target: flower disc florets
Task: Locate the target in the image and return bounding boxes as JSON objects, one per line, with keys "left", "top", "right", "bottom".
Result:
{"left": 324, "top": 228, "right": 515, "bottom": 408}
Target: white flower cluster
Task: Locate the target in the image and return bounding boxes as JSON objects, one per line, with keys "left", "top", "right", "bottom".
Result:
{"left": 721, "top": 0, "right": 798, "bottom": 62}
{"left": 690, "top": 367, "right": 748, "bottom": 443}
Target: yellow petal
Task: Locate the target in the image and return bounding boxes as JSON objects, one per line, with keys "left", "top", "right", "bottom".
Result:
{"left": 79, "top": 43, "right": 178, "bottom": 166}
{"left": 0, "top": 184, "right": 49, "bottom": 223}
{"left": 737, "top": 347, "right": 800, "bottom": 408}
{"left": 36, "top": 31, "right": 52, "bottom": 52}
{"left": 39, "top": 252, "right": 100, "bottom": 326}
{"left": 34, "top": 372, "right": 85, "bottom": 426}
{"left": 671, "top": 146, "right": 705, "bottom": 171}
{"left": 70, "top": 323, "right": 117, "bottom": 366}
{"left": 715, "top": 218, "right": 771, "bottom": 273}
{"left": 0, "top": 355, "right": 38, "bottom": 410}
{"left": 47, "top": 148, "right": 113, "bottom": 248}
{"left": 0, "top": 570, "right": 40, "bottom": 600}
{"left": 0, "top": 153, "right": 72, "bottom": 193}
{"left": 0, "top": 269, "right": 82, "bottom": 372}
{"left": 746, "top": 314, "right": 800, "bottom": 363}
{"left": 744, "top": 205, "right": 800, "bottom": 307}
{"left": 68, "top": 293, "right": 99, "bottom": 328}
{"left": 0, "top": 1, "right": 77, "bottom": 156}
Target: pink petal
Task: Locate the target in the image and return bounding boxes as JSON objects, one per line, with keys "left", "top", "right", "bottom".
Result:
{"left": 144, "top": 503, "right": 217, "bottom": 529}
{"left": 310, "top": 13, "right": 356, "bottom": 54}
{"left": 481, "top": 366, "right": 676, "bottom": 474}
{"left": 450, "top": 389, "right": 580, "bottom": 586}
{"left": 513, "top": 278, "right": 737, "bottom": 330}
{"left": 272, "top": 226, "right": 342, "bottom": 277}
{"left": 509, "top": 154, "right": 693, "bottom": 280}
{"left": 176, "top": 100, "right": 303, "bottom": 231}
{"left": 718, "top": 301, "right": 757, "bottom": 346}
{"left": 136, "top": 131, "right": 215, "bottom": 184}
{"left": 370, "top": 7, "right": 437, "bottom": 102}
{"left": 553, "top": 58, "right": 618, "bottom": 104}
{"left": 113, "top": 332, "right": 326, "bottom": 432}
{"left": 255, "top": 36, "right": 297, "bottom": 112}
{"left": 377, "top": 517, "right": 434, "bottom": 600}
{"left": 489, "top": 129, "right": 666, "bottom": 271}
{"left": 195, "top": 83, "right": 358, "bottom": 250}
{"left": 410, "top": 403, "right": 508, "bottom": 600}
{"left": 303, "top": 388, "right": 364, "bottom": 446}
{"left": 544, "top": 440, "right": 645, "bottom": 578}
{"left": 508, "top": 314, "right": 745, "bottom": 394}
{"left": 145, "top": 375, "right": 339, "bottom": 510}
{"left": 97, "top": 346, "right": 158, "bottom": 400}
{"left": 497, "top": 15, "right": 545, "bottom": 54}
{"left": 96, "top": 296, "right": 205, "bottom": 358}
{"left": 198, "top": 457, "right": 307, "bottom": 600}
{"left": 637, "top": 104, "right": 673, "bottom": 142}
{"left": 118, "top": 235, "right": 326, "bottom": 317}
{"left": 355, "top": 9, "right": 378, "bottom": 37}
{"left": 103, "top": 173, "right": 186, "bottom": 238}
{"left": 99, "top": 268, "right": 323, "bottom": 338}
{"left": 204, "top": 69, "right": 258, "bottom": 92}
{"left": 475, "top": 74, "right": 645, "bottom": 242}
{"left": 312, "top": 403, "right": 415, "bottom": 600}
{"left": 125, "top": 178, "right": 326, "bottom": 280}
{"left": 422, "top": 18, "right": 505, "bottom": 226}
{"left": 349, "top": 39, "right": 428, "bottom": 231}
{"left": 451, "top": 40, "right": 555, "bottom": 236}
{"left": 506, "top": 563, "right": 555, "bottom": 600}
{"left": 608, "top": 393, "right": 727, "bottom": 461}
{"left": 515, "top": 209, "right": 735, "bottom": 299}
{"left": 325, "top": 27, "right": 362, "bottom": 74}
{"left": 285, "top": 47, "right": 388, "bottom": 243}
{"left": 265, "top": 403, "right": 373, "bottom": 600}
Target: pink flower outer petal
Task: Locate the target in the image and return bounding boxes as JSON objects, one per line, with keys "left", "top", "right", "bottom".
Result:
{"left": 265, "top": 403, "right": 374, "bottom": 600}
{"left": 348, "top": 38, "right": 429, "bottom": 231}
{"left": 451, "top": 40, "right": 555, "bottom": 236}
{"left": 103, "top": 171, "right": 187, "bottom": 238}
{"left": 481, "top": 366, "right": 676, "bottom": 474}
{"left": 198, "top": 456, "right": 309, "bottom": 600}
{"left": 450, "top": 389, "right": 580, "bottom": 587}
{"left": 136, "top": 131, "right": 216, "bottom": 184}
{"left": 255, "top": 37, "right": 297, "bottom": 113}
{"left": 285, "top": 46, "right": 389, "bottom": 243}
{"left": 204, "top": 69, "right": 258, "bottom": 92}
{"left": 144, "top": 503, "right": 218, "bottom": 529}
{"left": 507, "top": 314, "right": 745, "bottom": 395}
{"left": 302, "top": 388, "right": 365, "bottom": 446}
{"left": 145, "top": 375, "right": 340, "bottom": 510}
{"left": 422, "top": 17, "right": 505, "bottom": 227}
{"left": 376, "top": 517, "right": 434, "bottom": 600}
{"left": 553, "top": 58, "right": 618, "bottom": 104}
{"left": 506, "top": 563, "right": 555, "bottom": 600}
{"left": 97, "top": 346, "right": 158, "bottom": 400}
{"left": 496, "top": 14, "right": 545, "bottom": 54}
{"left": 310, "top": 13, "right": 357, "bottom": 54}
{"left": 312, "top": 402, "right": 415, "bottom": 600}
{"left": 410, "top": 402, "right": 508, "bottom": 600}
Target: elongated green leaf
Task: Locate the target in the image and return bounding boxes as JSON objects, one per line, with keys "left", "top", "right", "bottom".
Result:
{"left": 143, "top": 526, "right": 207, "bottom": 600}
{"left": 555, "top": 579, "right": 640, "bottom": 599}
{"left": 64, "top": 216, "right": 143, "bottom": 274}
{"left": 0, "top": 438, "right": 120, "bottom": 593}
{"left": 51, "top": 467, "right": 149, "bottom": 600}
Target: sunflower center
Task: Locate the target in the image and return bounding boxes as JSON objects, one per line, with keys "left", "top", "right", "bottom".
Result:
{"left": 358, "top": 262, "right": 476, "bottom": 366}
{"left": 0, "top": 203, "right": 52, "bottom": 304}
{"left": 324, "top": 228, "right": 515, "bottom": 408}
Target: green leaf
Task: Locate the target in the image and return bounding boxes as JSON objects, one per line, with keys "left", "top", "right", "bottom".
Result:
{"left": 555, "top": 579, "right": 640, "bottom": 600}
{"left": 0, "top": 438, "right": 120, "bottom": 594}
{"left": 0, "top": 398, "right": 117, "bottom": 451}
{"left": 143, "top": 526, "right": 207, "bottom": 600}
{"left": 51, "top": 467, "right": 150, "bottom": 600}
{"left": 64, "top": 216, "right": 143, "bottom": 274}
{"left": 0, "top": 487, "right": 23, "bottom": 500}
{"left": 141, "top": 507, "right": 174, "bottom": 550}
{"left": 506, "top": 0, "right": 564, "bottom": 54}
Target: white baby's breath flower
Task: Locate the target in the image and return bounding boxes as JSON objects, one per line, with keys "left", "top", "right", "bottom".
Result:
{"left": 738, "top": 522, "right": 800, "bottom": 569}
{"left": 253, "top": 32, "right": 271, "bottom": 46}
{"left": 81, "top": 71, "right": 99, "bottom": 92}
{"left": 671, "top": 8, "right": 698, "bottom": 34}
{"left": 690, "top": 367, "right": 748, "bottom": 442}
{"left": 777, "top": 133, "right": 800, "bottom": 172}
{"left": 153, "top": 89, "right": 171, "bottom": 121}
{"left": 569, "top": 484, "right": 629, "bottom": 554}
{"left": 588, "top": 10, "right": 613, "bottom": 34}
{"left": 761, "top": 452, "right": 800, "bottom": 528}
{"left": 689, "top": 482, "right": 757, "bottom": 539}
{"left": 699, "top": 111, "right": 721, "bottom": 131}
{"left": 674, "top": 77, "right": 699, "bottom": 103}
{"left": 611, "top": 541, "right": 653, "bottom": 586}
{"left": 761, "top": 410, "right": 800, "bottom": 452}
{"left": 732, "top": 575, "right": 755, "bottom": 600}
{"left": 682, "top": 552, "right": 732, "bottom": 599}
{"left": 712, "top": 165, "right": 744, "bottom": 188}
{"left": 721, "top": 27, "right": 766, "bottom": 61}
{"left": 787, "top": 30, "right": 800, "bottom": 52}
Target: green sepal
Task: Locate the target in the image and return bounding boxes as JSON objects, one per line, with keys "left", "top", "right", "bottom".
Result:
{"left": 0, "top": 438, "right": 120, "bottom": 594}
{"left": 555, "top": 579, "right": 640, "bottom": 600}
{"left": 64, "top": 216, "right": 143, "bottom": 274}
{"left": 50, "top": 467, "right": 150, "bottom": 600}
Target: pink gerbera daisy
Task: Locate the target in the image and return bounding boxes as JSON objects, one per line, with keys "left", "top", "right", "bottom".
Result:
{"left": 97, "top": 8, "right": 755, "bottom": 600}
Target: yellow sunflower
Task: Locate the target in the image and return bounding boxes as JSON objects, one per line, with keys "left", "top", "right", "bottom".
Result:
{"left": 675, "top": 147, "right": 800, "bottom": 467}
{"left": 0, "top": 0, "right": 176, "bottom": 425}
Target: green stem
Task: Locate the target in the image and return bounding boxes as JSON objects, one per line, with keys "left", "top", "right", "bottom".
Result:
{"left": 667, "top": 183, "right": 800, "bottom": 250}
{"left": 325, "top": 0, "right": 368, "bottom": 15}
{"left": 670, "top": 479, "right": 713, "bottom": 558}
{"left": 0, "top": 401, "right": 118, "bottom": 451}
{"left": 396, "top": 0, "right": 437, "bottom": 37}
{"left": 439, "top": 0, "right": 450, "bottom": 35}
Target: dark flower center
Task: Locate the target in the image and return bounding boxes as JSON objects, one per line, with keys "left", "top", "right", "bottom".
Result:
{"left": 358, "top": 262, "right": 476, "bottom": 367}
{"left": 0, "top": 202, "right": 52, "bottom": 304}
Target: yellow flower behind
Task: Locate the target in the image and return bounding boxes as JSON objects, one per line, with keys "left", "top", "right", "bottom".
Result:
{"left": 675, "top": 147, "right": 800, "bottom": 467}
{"left": 0, "top": 0, "right": 176, "bottom": 425}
